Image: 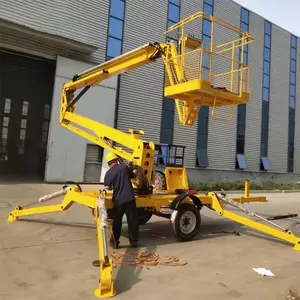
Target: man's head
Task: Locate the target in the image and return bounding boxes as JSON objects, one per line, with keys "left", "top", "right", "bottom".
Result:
{"left": 106, "top": 152, "right": 119, "bottom": 167}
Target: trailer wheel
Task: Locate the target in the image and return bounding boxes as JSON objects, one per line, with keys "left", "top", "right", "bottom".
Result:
{"left": 138, "top": 208, "right": 153, "bottom": 225}
{"left": 172, "top": 203, "right": 201, "bottom": 241}
{"left": 154, "top": 171, "right": 167, "bottom": 190}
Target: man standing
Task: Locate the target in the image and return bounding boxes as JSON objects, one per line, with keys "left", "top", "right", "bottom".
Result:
{"left": 104, "top": 152, "right": 139, "bottom": 249}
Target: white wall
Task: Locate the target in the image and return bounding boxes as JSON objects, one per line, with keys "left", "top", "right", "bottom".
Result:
{"left": 45, "top": 56, "right": 117, "bottom": 182}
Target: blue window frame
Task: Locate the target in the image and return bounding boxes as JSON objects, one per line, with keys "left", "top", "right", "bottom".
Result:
{"left": 196, "top": 0, "right": 214, "bottom": 167}
{"left": 106, "top": 0, "right": 125, "bottom": 61}
{"left": 288, "top": 35, "right": 297, "bottom": 172}
{"left": 236, "top": 8, "right": 249, "bottom": 169}
{"left": 160, "top": 0, "right": 181, "bottom": 144}
{"left": 260, "top": 21, "right": 272, "bottom": 170}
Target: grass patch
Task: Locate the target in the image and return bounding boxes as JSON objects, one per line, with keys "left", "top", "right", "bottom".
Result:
{"left": 188, "top": 180, "right": 300, "bottom": 191}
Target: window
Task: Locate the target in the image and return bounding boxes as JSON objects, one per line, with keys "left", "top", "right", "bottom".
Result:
{"left": 196, "top": 0, "right": 214, "bottom": 167}
{"left": 236, "top": 8, "right": 249, "bottom": 168}
{"left": 288, "top": 35, "right": 297, "bottom": 172}
{"left": 106, "top": 0, "right": 125, "bottom": 60}
{"left": 260, "top": 21, "right": 272, "bottom": 169}
{"left": 160, "top": 0, "right": 181, "bottom": 144}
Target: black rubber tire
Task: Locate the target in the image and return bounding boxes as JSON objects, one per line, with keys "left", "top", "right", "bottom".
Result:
{"left": 155, "top": 171, "right": 167, "bottom": 190}
{"left": 172, "top": 203, "right": 201, "bottom": 242}
{"left": 137, "top": 208, "right": 153, "bottom": 225}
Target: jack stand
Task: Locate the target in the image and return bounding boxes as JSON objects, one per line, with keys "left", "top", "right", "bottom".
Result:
{"left": 94, "top": 192, "right": 116, "bottom": 298}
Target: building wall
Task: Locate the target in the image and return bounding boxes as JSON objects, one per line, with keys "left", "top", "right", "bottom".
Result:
{"left": 45, "top": 56, "right": 117, "bottom": 182}
{"left": 268, "top": 25, "right": 290, "bottom": 172}
{"left": 0, "top": 0, "right": 109, "bottom": 63}
{"left": 116, "top": 1, "right": 168, "bottom": 143}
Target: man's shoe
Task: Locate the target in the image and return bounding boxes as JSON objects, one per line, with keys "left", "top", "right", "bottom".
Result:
{"left": 109, "top": 236, "right": 119, "bottom": 249}
{"left": 130, "top": 241, "right": 138, "bottom": 248}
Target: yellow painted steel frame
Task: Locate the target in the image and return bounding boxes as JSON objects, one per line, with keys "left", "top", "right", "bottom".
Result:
{"left": 7, "top": 181, "right": 300, "bottom": 299}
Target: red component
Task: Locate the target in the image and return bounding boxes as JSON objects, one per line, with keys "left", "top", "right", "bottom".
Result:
{"left": 186, "top": 190, "right": 197, "bottom": 195}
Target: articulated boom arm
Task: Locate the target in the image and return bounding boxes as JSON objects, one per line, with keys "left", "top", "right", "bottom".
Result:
{"left": 59, "top": 43, "right": 170, "bottom": 185}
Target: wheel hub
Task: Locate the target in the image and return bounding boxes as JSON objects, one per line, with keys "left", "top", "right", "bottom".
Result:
{"left": 180, "top": 211, "right": 196, "bottom": 234}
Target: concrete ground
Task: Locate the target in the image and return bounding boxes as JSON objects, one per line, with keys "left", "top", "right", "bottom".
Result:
{"left": 0, "top": 183, "right": 300, "bottom": 300}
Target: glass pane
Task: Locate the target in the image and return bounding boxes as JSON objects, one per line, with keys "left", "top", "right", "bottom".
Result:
{"left": 290, "top": 84, "right": 296, "bottom": 97}
{"left": 2, "top": 127, "right": 8, "bottom": 138}
{"left": 237, "top": 154, "right": 247, "bottom": 168}
{"left": 243, "top": 52, "right": 248, "bottom": 65}
{"left": 168, "top": 20, "right": 176, "bottom": 29}
{"left": 161, "top": 111, "right": 174, "bottom": 129}
{"left": 2, "top": 138, "right": 7, "bottom": 147}
{"left": 19, "top": 129, "right": 26, "bottom": 140}
{"left": 205, "top": 0, "right": 214, "bottom": 6}
{"left": 18, "top": 147, "right": 24, "bottom": 154}
{"left": 168, "top": 3, "right": 180, "bottom": 22}
{"left": 197, "top": 148, "right": 208, "bottom": 167}
{"left": 241, "top": 8, "right": 249, "bottom": 23}
{"left": 290, "top": 96, "right": 295, "bottom": 108}
{"left": 3, "top": 117, "right": 9, "bottom": 127}
{"left": 237, "top": 124, "right": 245, "bottom": 137}
{"left": 290, "top": 71, "right": 296, "bottom": 85}
{"left": 264, "top": 60, "right": 270, "bottom": 74}
{"left": 202, "top": 68, "right": 210, "bottom": 80}
{"left": 264, "top": 34, "right": 271, "bottom": 48}
{"left": 203, "top": 34, "right": 211, "bottom": 49}
{"left": 160, "top": 128, "right": 173, "bottom": 144}
{"left": 107, "top": 37, "right": 122, "bottom": 58}
{"left": 170, "top": 0, "right": 180, "bottom": 5}
{"left": 22, "top": 101, "right": 29, "bottom": 116}
{"left": 264, "top": 47, "right": 270, "bottom": 61}
{"left": 163, "top": 97, "right": 175, "bottom": 111}
{"left": 263, "top": 87, "right": 269, "bottom": 101}
{"left": 110, "top": 0, "right": 125, "bottom": 19}
{"left": 263, "top": 74, "right": 270, "bottom": 88}
{"left": 44, "top": 104, "right": 50, "bottom": 119}
{"left": 204, "top": 3, "right": 213, "bottom": 15}
{"left": 203, "top": 20, "right": 212, "bottom": 37}
{"left": 241, "top": 22, "right": 248, "bottom": 32}
{"left": 265, "top": 21, "right": 271, "bottom": 35}
{"left": 261, "top": 156, "right": 270, "bottom": 170}
{"left": 203, "top": 52, "right": 210, "bottom": 69}
{"left": 291, "top": 47, "right": 296, "bottom": 60}
{"left": 21, "top": 119, "right": 27, "bottom": 129}
{"left": 4, "top": 99, "right": 11, "bottom": 114}
{"left": 109, "top": 17, "right": 123, "bottom": 39}
{"left": 43, "top": 121, "right": 49, "bottom": 132}
{"left": 291, "top": 35, "right": 297, "bottom": 48}
{"left": 291, "top": 59, "right": 296, "bottom": 72}
{"left": 198, "top": 133, "right": 208, "bottom": 149}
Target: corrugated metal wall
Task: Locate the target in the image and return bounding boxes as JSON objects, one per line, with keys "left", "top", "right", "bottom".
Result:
{"left": 173, "top": 0, "right": 203, "bottom": 168}
{"left": 268, "top": 26, "right": 290, "bottom": 172}
{"left": 244, "top": 12, "right": 264, "bottom": 171}
{"left": 294, "top": 38, "right": 300, "bottom": 174}
{"left": 116, "top": 1, "right": 168, "bottom": 142}
{"left": 0, "top": 0, "right": 109, "bottom": 63}
{"left": 206, "top": 0, "right": 240, "bottom": 170}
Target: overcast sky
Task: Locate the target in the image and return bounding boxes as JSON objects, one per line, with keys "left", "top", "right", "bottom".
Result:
{"left": 233, "top": 0, "right": 300, "bottom": 37}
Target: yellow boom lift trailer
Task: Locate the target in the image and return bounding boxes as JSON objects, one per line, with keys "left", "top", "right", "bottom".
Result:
{"left": 7, "top": 12, "right": 300, "bottom": 298}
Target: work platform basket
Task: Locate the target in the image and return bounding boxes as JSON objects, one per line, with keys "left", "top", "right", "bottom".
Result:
{"left": 163, "top": 12, "right": 255, "bottom": 126}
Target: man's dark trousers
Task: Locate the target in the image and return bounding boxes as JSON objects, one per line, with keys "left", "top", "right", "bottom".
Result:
{"left": 112, "top": 200, "right": 139, "bottom": 245}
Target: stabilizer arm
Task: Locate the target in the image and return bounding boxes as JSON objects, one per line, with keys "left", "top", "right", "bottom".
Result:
{"left": 209, "top": 192, "right": 300, "bottom": 251}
